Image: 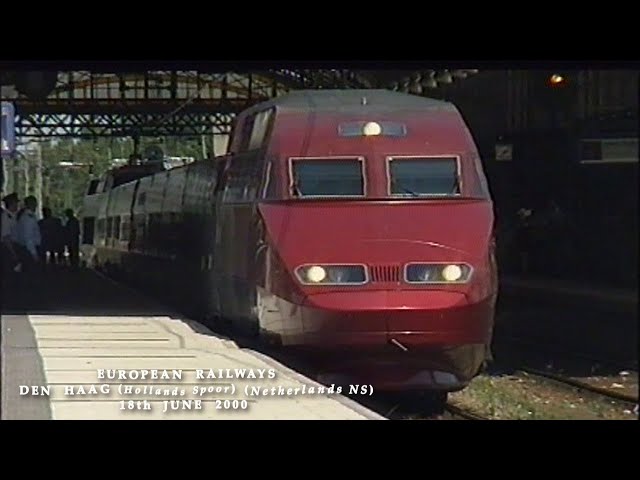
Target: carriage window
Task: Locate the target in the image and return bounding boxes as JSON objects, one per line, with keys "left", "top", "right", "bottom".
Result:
{"left": 239, "top": 116, "right": 255, "bottom": 152}
{"left": 388, "top": 157, "right": 460, "bottom": 197}
{"left": 87, "top": 179, "right": 100, "bottom": 196}
{"left": 82, "top": 217, "right": 95, "bottom": 244}
{"left": 113, "top": 216, "right": 121, "bottom": 240}
{"left": 248, "top": 109, "right": 274, "bottom": 151}
{"left": 103, "top": 175, "right": 114, "bottom": 192}
{"left": 291, "top": 158, "right": 364, "bottom": 197}
{"left": 263, "top": 162, "right": 276, "bottom": 199}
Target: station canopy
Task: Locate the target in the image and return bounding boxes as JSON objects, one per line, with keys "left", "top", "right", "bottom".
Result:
{"left": 0, "top": 69, "right": 480, "bottom": 138}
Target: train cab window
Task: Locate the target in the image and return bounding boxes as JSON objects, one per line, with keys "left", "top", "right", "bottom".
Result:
{"left": 290, "top": 158, "right": 365, "bottom": 198}
{"left": 387, "top": 156, "right": 461, "bottom": 197}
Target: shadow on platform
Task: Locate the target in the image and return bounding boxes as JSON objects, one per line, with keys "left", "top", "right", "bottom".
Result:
{"left": 0, "top": 266, "right": 317, "bottom": 388}
{"left": 1, "top": 267, "right": 182, "bottom": 318}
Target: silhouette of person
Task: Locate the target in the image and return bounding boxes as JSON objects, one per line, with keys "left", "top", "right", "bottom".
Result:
{"left": 64, "top": 208, "right": 80, "bottom": 268}
{"left": 1, "top": 192, "right": 22, "bottom": 273}
{"left": 39, "top": 207, "right": 64, "bottom": 266}
{"left": 14, "top": 195, "right": 41, "bottom": 273}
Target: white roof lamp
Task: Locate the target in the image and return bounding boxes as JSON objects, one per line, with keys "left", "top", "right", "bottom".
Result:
{"left": 362, "top": 121, "right": 382, "bottom": 136}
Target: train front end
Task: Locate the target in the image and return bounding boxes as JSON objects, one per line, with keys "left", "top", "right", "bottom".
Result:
{"left": 256, "top": 97, "right": 497, "bottom": 392}
{"left": 259, "top": 198, "right": 496, "bottom": 392}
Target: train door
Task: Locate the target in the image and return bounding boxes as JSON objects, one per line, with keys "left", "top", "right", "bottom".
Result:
{"left": 215, "top": 108, "right": 274, "bottom": 329}
{"left": 95, "top": 172, "right": 114, "bottom": 268}
{"left": 80, "top": 178, "right": 101, "bottom": 267}
{"left": 130, "top": 176, "right": 151, "bottom": 285}
{"left": 179, "top": 163, "right": 200, "bottom": 315}
{"left": 145, "top": 172, "right": 169, "bottom": 292}
{"left": 199, "top": 159, "right": 221, "bottom": 318}
{"left": 187, "top": 160, "right": 215, "bottom": 318}
{"left": 214, "top": 151, "right": 260, "bottom": 326}
{"left": 123, "top": 179, "right": 141, "bottom": 275}
{"left": 245, "top": 157, "right": 274, "bottom": 336}
{"left": 160, "top": 166, "right": 187, "bottom": 307}
{"left": 216, "top": 153, "right": 248, "bottom": 321}
{"left": 210, "top": 155, "right": 231, "bottom": 319}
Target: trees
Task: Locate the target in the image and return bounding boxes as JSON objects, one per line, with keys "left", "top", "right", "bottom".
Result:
{"left": 9, "top": 136, "right": 211, "bottom": 217}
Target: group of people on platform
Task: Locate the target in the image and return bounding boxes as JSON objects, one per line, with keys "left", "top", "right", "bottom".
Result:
{"left": 1, "top": 192, "right": 80, "bottom": 275}
{"left": 507, "top": 199, "right": 572, "bottom": 277}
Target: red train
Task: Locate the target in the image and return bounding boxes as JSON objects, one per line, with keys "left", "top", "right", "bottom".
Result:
{"left": 81, "top": 89, "right": 498, "bottom": 396}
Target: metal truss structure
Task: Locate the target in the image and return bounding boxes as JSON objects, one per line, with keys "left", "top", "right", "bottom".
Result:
{"left": 9, "top": 72, "right": 286, "bottom": 138}
{"left": 16, "top": 112, "right": 236, "bottom": 138}
{"left": 4, "top": 69, "right": 480, "bottom": 138}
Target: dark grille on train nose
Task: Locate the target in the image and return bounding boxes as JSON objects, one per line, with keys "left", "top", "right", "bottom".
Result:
{"left": 370, "top": 264, "right": 401, "bottom": 283}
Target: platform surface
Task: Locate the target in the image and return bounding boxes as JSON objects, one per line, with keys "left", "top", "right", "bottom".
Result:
{"left": 1, "top": 268, "right": 383, "bottom": 420}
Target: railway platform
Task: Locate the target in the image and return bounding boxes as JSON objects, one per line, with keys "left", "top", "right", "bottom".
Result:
{"left": 499, "top": 275, "right": 637, "bottom": 312}
{"left": 1, "top": 267, "right": 383, "bottom": 420}
{"left": 495, "top": 274, "right": 638, "bottom": 369}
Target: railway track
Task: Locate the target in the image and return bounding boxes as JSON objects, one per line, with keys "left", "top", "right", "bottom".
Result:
{"left": 370, "top": 395, "right": 490, "bottom": 420}
{"left": 443, "top": 403, "right": 489, "bottom": 420}
{"left": 515, "top": 367, "right": 638, "bottom": 407}
{"left": 495, "top": 332, "right": 637, "bottom": 372}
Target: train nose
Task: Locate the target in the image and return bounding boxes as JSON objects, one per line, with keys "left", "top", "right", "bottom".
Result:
{"left": 299, "top": 289, "right": 478, "bottom": 347}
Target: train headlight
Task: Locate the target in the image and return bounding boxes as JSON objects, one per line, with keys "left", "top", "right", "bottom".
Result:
{"left": 405, "top": 263, "right": 472, "bottom": 284}
{"left": 306, "top": 266, "right": 327, "bottom": 283}
{"left": 442, "top": 264, "right": 463, "bottom": 282}
{"left": 296, "top": 265, "right": 367, "bottom": 285}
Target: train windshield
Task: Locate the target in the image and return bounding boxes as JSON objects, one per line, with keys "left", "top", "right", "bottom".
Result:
{"left": 388, "top": 156, "right": 460, "bottom": 197}
{"left": 291, "top": 158, "right": 364, "bottom": 197}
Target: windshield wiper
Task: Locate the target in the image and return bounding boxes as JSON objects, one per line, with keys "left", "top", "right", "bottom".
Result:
{"left": 393, "top": 182, "right": 421, "bottom": 197}
{"left": 291, "top": 179, "right": 303, "bottom": 197}
{"left": 450, "top": 178, "right": 460, "bottom": 195}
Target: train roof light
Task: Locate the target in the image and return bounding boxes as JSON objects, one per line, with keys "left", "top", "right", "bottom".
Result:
{"left": 363, "top": 122, "right": 382, "bottom": 136}
{"left": 339, "top": 121, "right": 406, "bottom": 137}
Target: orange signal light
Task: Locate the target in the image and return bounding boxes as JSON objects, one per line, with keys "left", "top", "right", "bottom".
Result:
{"left": 549, "top": 74, "right": 565, "bottom": 85}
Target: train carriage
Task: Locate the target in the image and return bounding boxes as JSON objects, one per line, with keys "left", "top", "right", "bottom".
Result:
{"left": 83, "top": 89, "right": 498, "bottom": 394}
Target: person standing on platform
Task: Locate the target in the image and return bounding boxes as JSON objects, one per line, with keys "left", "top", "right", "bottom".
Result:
{"left": 64, "top": 208, "right": 80, "bottom": 268}
{"left": 39, "top": 207, "right": 64, "bottom": 266}
{"left": 515, "top": 207, "right": 534, "bottom": 274}
{"left": 1, "top": 192, "right": 22, "bottom": 274}
{"left": 14, "top": 195, "right": 41, "bottom": 273}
